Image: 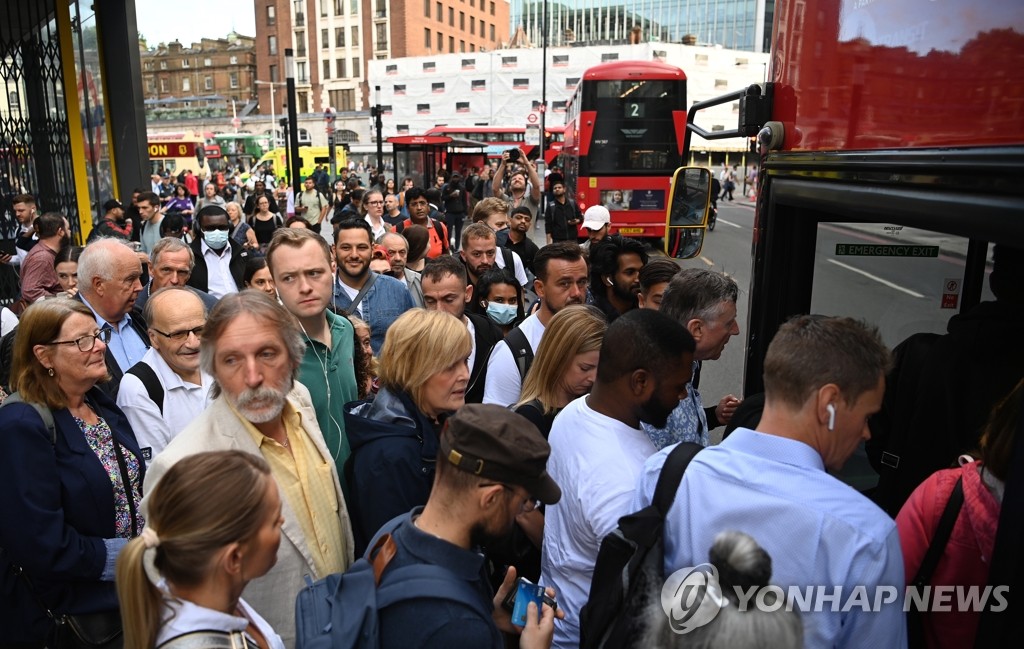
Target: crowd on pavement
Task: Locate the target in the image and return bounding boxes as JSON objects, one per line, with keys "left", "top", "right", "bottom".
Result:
{"left": 0, "top": 157, "right": 1020, "bottom": 649}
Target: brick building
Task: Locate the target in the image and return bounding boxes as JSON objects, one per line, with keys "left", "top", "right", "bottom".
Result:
{"left": 254, "top": 0, "right": 511, "bottom": 118}
{"left": 141, "top": 34, "right": 257, "bottom": 120}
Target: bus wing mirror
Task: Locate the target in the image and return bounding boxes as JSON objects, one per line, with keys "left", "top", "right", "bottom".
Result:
{"left": 664, "top": 166, "right": 711, "bottom": 259}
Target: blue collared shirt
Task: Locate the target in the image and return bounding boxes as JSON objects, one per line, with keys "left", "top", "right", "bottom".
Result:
{"left": 332, "top": 272, "right": 415, "bottom": 354}
{"left": 633, "top": 429, "right": 907, "bottom": 649}
{"left": 79, "top": 295, "right": 148, "bottom": 373}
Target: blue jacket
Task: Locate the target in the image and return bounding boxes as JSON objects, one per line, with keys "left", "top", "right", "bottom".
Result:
{"left": 0, "top": 388, "right": 145, "bottom": 643}
{"left": 332, "top": 272, "right": 415, "bottom": 354}
{"left": 344, "top": 388, "right": 440, "bottom": 553}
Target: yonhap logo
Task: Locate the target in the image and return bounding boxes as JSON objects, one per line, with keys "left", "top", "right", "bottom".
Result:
{"left": 660, "top": 563, "right": 726, "bottom": 634}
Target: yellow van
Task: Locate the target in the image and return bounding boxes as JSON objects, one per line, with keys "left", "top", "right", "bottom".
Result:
{"left": 249, "top": 147, "right": 348, "bottom": 183}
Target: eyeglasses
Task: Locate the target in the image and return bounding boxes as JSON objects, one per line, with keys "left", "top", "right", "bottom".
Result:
{"left": 366, "top": 200, "right": 384, "bottom": 205}
{"left": 151, "top": 325, "right": 205, "bottom": 341}
{"left": 201, "top": 224, "right": 231, "bottom": 232}
{"left": 47, "top": 328, "right": 111, "bottom": 352}
{"left": 481, "top": 483, "right": 541, "bottom": 513}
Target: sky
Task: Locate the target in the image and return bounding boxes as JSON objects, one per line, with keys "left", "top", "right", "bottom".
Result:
{"left": 135, "top": 0, "right": 257, "bottom": 46}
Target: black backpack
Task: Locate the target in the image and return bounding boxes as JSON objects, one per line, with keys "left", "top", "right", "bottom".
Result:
{"left": 580, "top": 441, "right": 702, "bottom": 649}
{"left": 504, "top": 327, "right": 533, "bottom": 382}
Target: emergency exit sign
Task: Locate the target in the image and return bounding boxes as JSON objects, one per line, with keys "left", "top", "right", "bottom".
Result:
{"left": 835, "top": 244, "right": 939, "bottom": 257}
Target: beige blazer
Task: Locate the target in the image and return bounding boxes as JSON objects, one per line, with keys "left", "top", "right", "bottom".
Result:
{"left": 142, "top": 381, "right": 355, "bottom": 648}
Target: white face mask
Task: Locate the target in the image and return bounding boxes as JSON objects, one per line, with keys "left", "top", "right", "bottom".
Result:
{"left": 485, "top": 301, "right": 518, "bottom": 325}
{"left": 204, "top": 229, "right": 230, "bottom": 250}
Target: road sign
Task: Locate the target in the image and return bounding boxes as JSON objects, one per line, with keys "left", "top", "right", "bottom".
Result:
{"left": 525, "top": 124, "right": 541, "bottom": 146}
{"left": 231, "top": 117, "right": 241, "bottom": 129}
{"left": 527, "top": 112, "right": 538, "bottom": 124}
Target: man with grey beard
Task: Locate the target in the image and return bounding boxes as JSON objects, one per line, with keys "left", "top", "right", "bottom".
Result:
{"left": 141, "top": 290, "right": 355, "bottom": 647}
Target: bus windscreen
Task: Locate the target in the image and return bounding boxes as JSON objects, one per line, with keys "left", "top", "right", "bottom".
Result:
{"left": 582, "top": 80, "right": 681, "bottom": 175}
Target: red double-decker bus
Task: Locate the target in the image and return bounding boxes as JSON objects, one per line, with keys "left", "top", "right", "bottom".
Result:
{"left": 562, "top": 61, "right": 687, "bottom": 240}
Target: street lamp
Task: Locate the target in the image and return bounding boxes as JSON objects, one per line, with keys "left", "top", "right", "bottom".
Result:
{"left": 539, "top": 0, "right": 548, "bottom": 168}
{"left": 285, "top": 48, "right": 301, "bottom": 196}
{"left": 371, "top": 85, "right": 384, "bottom": 175}
{"left": 254, "top": 79, "right": 286, "bottom": 148}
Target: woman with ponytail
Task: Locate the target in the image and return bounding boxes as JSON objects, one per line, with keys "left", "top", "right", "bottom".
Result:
{"left": 117, "top": 450, "right": 285, "bottom": 648}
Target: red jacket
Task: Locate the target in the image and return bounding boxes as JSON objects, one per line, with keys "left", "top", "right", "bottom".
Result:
{"left": 896, "top": 460, "right": 1000, "bottom": 649}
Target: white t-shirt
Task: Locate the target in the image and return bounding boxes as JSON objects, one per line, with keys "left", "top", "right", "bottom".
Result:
{"left": 495, "top": 246, "right": 529, "bottom": 287}
{"left": 541, "top": 395, "right": 657, "bottom": 649}
{"left": 157, "top": 593, "right": 284, "bottom": 649}
{"left": 338, "top": 280, "right": 362, "bottom": 316}
{"left": 482, "top": 312, "right": 545, "bottom": 407}
{"left": 465, "top": 315, "right": 477, "bottom": 375}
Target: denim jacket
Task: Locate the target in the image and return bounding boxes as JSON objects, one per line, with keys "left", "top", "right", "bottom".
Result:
{"left": 333, "top": 272, "right": 415, "bottom": 354}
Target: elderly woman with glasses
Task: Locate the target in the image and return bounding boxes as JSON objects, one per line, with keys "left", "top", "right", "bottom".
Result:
{"left": 0, "top": 298, "right": 147, "bottom": 646}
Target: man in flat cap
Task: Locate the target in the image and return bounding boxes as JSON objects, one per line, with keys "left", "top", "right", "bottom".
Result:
{"left": 368, "top": 404, "right": 561, "bottom": 649}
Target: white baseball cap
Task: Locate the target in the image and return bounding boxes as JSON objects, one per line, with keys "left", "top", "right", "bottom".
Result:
{"left": 582, "top": 205, "right": 611, "bottom": 230}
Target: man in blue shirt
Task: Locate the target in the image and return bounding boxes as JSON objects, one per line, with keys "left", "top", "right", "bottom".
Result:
{"left": 332, "top": 218, "right": 415, "bottom": 354}
{"left": 634, "top": 315, "right": 906, "bottom": 649}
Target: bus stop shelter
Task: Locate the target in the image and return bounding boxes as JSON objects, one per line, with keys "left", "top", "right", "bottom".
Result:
{"left": 388, "top": 135, "right": 485, "bottom": 188}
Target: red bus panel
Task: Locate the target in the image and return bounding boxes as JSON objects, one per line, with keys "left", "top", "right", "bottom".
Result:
{"left": 772, "top": 0, "right": 1024, "bottom": 150}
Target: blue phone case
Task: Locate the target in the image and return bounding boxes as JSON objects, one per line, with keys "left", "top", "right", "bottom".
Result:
{"left": 511, "top": 579, "right": 545, "bottom": 627}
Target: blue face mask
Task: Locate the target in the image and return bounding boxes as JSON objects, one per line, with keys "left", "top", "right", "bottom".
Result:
{"left": 204, "top": 229, "right": 230, "bottom": 250}
{"left": 486, "top": 301, "right": 518, "bottom": 326}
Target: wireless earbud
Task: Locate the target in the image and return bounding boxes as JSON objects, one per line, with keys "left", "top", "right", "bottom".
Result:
{"left": 826, "top": 403, "right": 836, "bottom": 431}
{"left": 606, "top": 278, "right": 613, "bottom": 286}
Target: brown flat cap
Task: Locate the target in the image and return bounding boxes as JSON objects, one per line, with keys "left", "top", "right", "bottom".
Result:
{"left": 441, "top": 404, "right": 561, "bottom": 505}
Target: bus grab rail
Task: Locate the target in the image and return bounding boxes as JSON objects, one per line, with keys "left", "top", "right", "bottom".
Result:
{"left": 684, "top": 83, "right": 771, "bottom": 154}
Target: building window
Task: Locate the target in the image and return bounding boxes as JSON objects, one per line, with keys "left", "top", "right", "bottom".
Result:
{"left": 553, "top": 100, "right": 567, "bottom": 112}
{"left": 397, "top": 124, "right": 409, "bottom": 134}
{"left": 502, "top": 56, "right": 517, "bottom": 67}
{"left": 470, "top": 44, "right": 475, "bottom": 52}
{"left": 322, "top": 28, "right": 329, "bottom": 47}
{"left": 425, "top": 28, "right": 431, "bottom": 48}
{"left": 470, "top": 16, "right": 475, "bottom": 32}
{"left": 715, "top": 78, "right": 728, "bottom": 89}
{"left": 182, "top": 77, "right": 191, "bottom": 91}
{"left": 394, "top": 84, "right": 405, "bottom": 95}
{"left": 296, "top": 31, "right": 306, "bottom": 57}
{"left": 437, "top": 32, "right": 442, "bottom": 51}
{"left": 653, "top": 50, "right": 667, "bottom": 61}
{"left": 461, "top": 58, "right": 475, "bottom": 70}
{"left": 294, "top": 0, "right": 305, "bottom": 26}
{"left": 417, "top": 103, "right": 430, "bottom": 114}
{"left": 448, "top": 7, "right": 454, "bottom": 26}
{"left": 323, "top": 60, "right": 331, "bottom": 79}
{"left": 490, "top": 1, "right": 495, "bottom": 15}
{"left": 553, "top": 54, "right": 569, "bottom": 67}
{"left": 601, "top": 53, "right": 619, "bottom": 62}
{"left": 204, "top": 76, "right": 213, "bottom": 90}
{"left": 160, "top": 78, "right": 168, "bottom": 92}
{"left": 144, "top": 62, "right": 151, "bottom": 71}
{"left": 351, "top": 57, "right": 360, "bottom": 77}
{"left": 268, "top": 35, "right": 277, "bottom": 55}
{"left": 513, "top": 78, "right": 529, "bottom": 90}
{"left": 351, "top": 26, "right": 359, "bottom": 46}
{"left": 424, "top": 0, "right": 430, "bottom": 17}
{"left": 449, "top": 36, "right": 454, "bottom": 51}
{"left": 695, "top": 53, "right": 708, "bottom": 64}
{"left": 182, "top": 58, "right": 190, "bottom": 68}
{"left": 146, "top": 78, "right": 155, "bottom": 92}
{"left": 386, "top": 64, "right": 398, "bottom": 75}
{"left": 531, "top": 100, "right": 541, "bottom": 110}
{"left": 230, "top": 55, "right": 238, "bottom": 64}
{"left": 459, "top": 12, "right": 465, "bottom": 30}
{"left": 381, "top": 105, "right": 393, "bottom": 115}
{"left": 321, "top": 0, "right": 327, "bottom": 17}
{"left": 270, "top": 64, "right": 278, "bottom": 82}
{"left": 490, "top": 24, "right": 495, "bottom": 40}
{"left": 456, "top": 101, "right": 469, "bottom": 113}
{"left": 565, "top": 76, "right": 579, "bottom": 88}
{"left": 336, "top": 58, "right": 347, "bottom": 77}
{"left": 350, "top": 0, "right": 358, "bottom": 14}
{"left": 432, "top": 82, "right": 445, "bottom": 93}
{"left": 266, "top": 5, "right": 276, "bottom": 25}
{"left": 735, "top": 57, "right": 749, "bottom": 66}
{"left": 230, "top": 72, "right": 239, "bottom": 88}
{"left": 423, "top": 61, "right": 436, "bottom": 72}
{"left": 330, "top": 88, "right": 356, "bottom": 111}
{"left": 203, "top": 57, "right": 212, "bottom": 66}
{"left": 336, "top": 28, "right": 345, "bottom": 47}
{"left": 159, "top": 61, "right": 167, "bottom": 70}
{"left": 471, "top": 79, "right": 485, "bottom": 91}
{"left": 376, "top": 23, "right": 388, "bottom": 48}
{"left": 435, "top": 2, "right": 441, "bottom": 21}
{"left": 297, "top": 61, "right": 307, "bottom": 83}
{"left": 335, "top": 0, "right": 344, "bottom": 14}
{"left": 711, "top": 125, "right": 725, "bottom": 132}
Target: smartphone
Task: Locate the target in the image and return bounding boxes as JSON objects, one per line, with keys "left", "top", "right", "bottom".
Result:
{"left": 502, "top": 577, "right": 557, "bottom": 626}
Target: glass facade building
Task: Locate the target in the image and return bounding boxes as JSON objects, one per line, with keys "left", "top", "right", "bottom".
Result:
{"left": 512, "top": 0, "right": 773, "bottom": 53}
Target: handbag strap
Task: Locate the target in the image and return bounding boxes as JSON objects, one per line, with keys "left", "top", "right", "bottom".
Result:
{"left": 111, "top": 429, "right": 141, "bottom": 538}
{"left": 157, "top": 629, "right": 255, "bottom": 648}
{"left": 343, "top": 271, "right": 377, "bottom": 315}
{"left": 912, "top": 476, "right": 964, "bottom": 588}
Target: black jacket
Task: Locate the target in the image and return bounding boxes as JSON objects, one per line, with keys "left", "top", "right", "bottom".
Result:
{"left": 186, "top": 237, "right": 247, "bottom": 296}
{"left": 465, "top": 312, "right": 503, "bottom": 404}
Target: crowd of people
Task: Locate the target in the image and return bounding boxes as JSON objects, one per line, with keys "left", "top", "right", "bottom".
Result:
{"left": 0, "top": 163, "right": 1019, "bottom": 649}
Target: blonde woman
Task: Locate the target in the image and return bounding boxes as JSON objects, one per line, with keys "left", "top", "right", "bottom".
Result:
{"left": 344, "top": 309, "right": 471, "bottom": 550}
{"left": 514, "top": 305, "right": 608, "bottom": 437}
{"left": 117, "top": 450, "right": 285, "bottom": 648}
